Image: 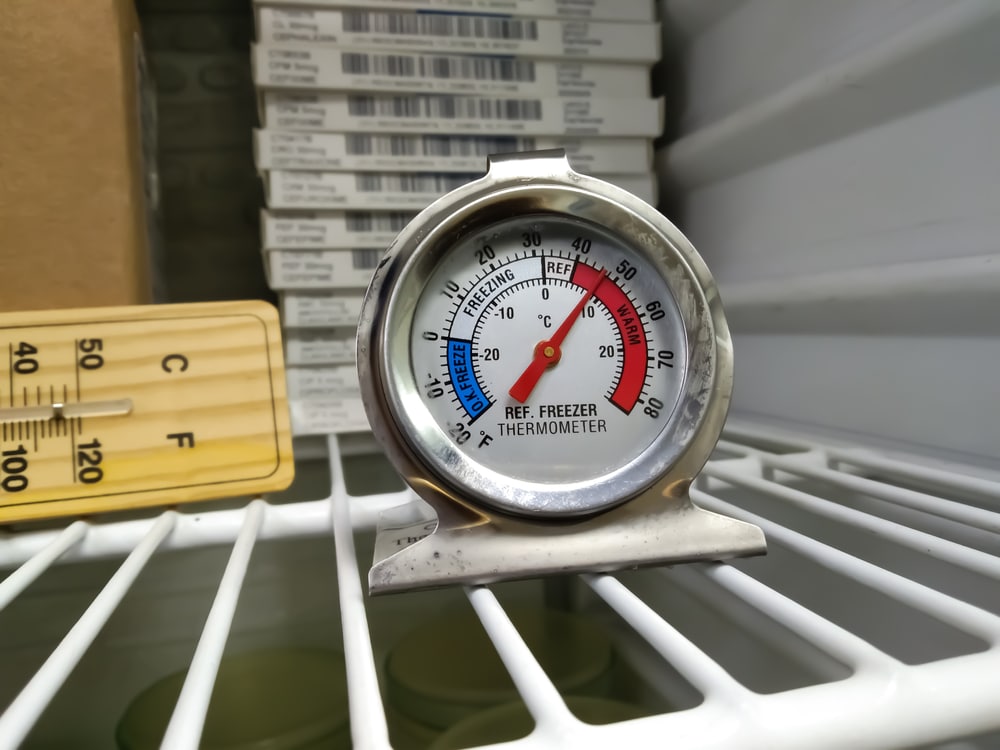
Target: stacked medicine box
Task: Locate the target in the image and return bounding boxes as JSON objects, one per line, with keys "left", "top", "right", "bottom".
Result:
{"left": 251, "top": 0, "right": 663, "bottom": 435}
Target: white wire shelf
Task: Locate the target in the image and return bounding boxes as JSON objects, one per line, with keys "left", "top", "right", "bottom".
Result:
{"left": 1, "top": 420, "right": 999, "bottom": 749}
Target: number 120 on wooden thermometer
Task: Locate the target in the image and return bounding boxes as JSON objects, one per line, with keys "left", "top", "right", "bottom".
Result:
{"left": 0, "top": 301, "right": 294, "bottom": 523}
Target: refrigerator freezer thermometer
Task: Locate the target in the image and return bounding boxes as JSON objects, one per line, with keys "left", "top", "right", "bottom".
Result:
{"left": 358, "top": 150, "right": 766, "bottom": 593}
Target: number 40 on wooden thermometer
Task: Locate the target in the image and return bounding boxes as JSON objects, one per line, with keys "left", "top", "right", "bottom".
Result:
{"left": 0, "top": 301, "right": 294, "bottom": 523}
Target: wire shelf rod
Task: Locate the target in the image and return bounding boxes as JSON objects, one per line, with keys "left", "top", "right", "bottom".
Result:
{"left": 693, "top": 489, "right": 1000, "bottom": 644}
{"left": 0, "top": 499, "right": 333, "bottom": 570}
{"left": 704, "top": 463, "right": 1000, "bottom": 580}
{"left": 0, "top": 512, "right": 176, "bottom": 748}
{"left": 582, "top": 573, "right": 751, "bottom": 706}
{"left": 715, "top": 439, "right": 1000, "bottom": 534}
{"left": 160, "top": 500, "right": 265, "bottom": 749}
{"left": 826, "top": 447, "right": 1000, "bottom": 508}
{"left": 686, "top": 563, "right": 899, "bottom": 673}
{"left": 328, "top": 436, "right": 391, "bottom": 750}
{"left": 660, "top": 565, "right": 852, "bottom": 681}
{"left": 0, "top": 521, "right": 86, "bottom": 612}
{"left": 465, "top": 586, "right": 578, "bottom": 730}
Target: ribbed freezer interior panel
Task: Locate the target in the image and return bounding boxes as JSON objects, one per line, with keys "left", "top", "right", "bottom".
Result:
{"left": 657, "top": 0, "right": 1000, "bottom": 466}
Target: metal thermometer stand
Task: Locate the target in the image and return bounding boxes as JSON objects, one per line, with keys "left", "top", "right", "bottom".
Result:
{"left": 368, "top": 485, "right": 767, "bottom": 595}
{"left": 359, "top": 151, "right": 766, "bottom": 595}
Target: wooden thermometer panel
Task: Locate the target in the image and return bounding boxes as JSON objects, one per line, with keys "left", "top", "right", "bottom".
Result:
{"left": 0, "top": 301, "right": 293, "bottom": 523}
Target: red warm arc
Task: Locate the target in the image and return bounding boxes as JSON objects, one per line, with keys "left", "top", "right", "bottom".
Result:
{"left": 571, "top": 262, "right": 647, "bottom": 414}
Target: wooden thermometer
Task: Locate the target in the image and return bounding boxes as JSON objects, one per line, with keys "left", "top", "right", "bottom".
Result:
{"left": 0, "top": 301, "right": 293, "bottom": 523}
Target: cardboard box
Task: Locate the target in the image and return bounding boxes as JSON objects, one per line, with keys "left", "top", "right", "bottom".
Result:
{"left": 0, "top": 0, "right": 156, "bottom": 312}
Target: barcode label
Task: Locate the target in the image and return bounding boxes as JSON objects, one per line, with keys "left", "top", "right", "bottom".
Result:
{"left": 344, "top": 211, "right": 414, "bottom": 231}
{"left": 340, "top": 52, "right": 535, "bottom": 82}
{"left": 344, "top": 134, "right": 529, "bottom": 157}
{"left": 267, "top": 170, "right": 487, "bottom": 209}
{"left": 353, "top": 173, "right": 476, "bottom": 193}
{"left": 264, "top": 92, "right": 665, "bottom": 137}
{"left": 345, "top": 134, "right": 418, "bottom": 156}
{"left": 351, "top": 248, "right": 383, "bottom": 269}
{"left": 285, "top": 330, "right": 357, "bottom": 366}
{"left": 253, "top": 46, "right": 652, "bottom": 99}
{"left": 287, "top": 366, "right": 361, "bottom": 399}
{"left": 347, "top": 95, "right": 542, "bottom": 121}
{"left": 290, "top": 397, "right": 368, "bottom": 436}
{"left": 342, "top": 11, "right": 539, "bottom": 40}
{"left": 255, "top": 131, "right": 652, "bottom": 174}
{"left": 262, "top": 210, "right": 416, "bottom": 249}
{"left": 268, "top": 248, "right": 384, "bottom": 287}
{"left": 254, "top": 1, "right": 656, "bottom": 24}
{"left": 281, "top": 293, "right": 365, "bottom": 328}
{"left": 258, "top": 8, "right": 661, "bottom": 64}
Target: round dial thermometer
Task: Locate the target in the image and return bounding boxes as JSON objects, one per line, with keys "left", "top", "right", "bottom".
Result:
{"left": 358, "top": 151, "right": 732, "bottom": 519}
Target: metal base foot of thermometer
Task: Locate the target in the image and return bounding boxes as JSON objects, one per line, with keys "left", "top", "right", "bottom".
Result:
{"left": 357, "top": 150, "right": 766, "bottom": 594}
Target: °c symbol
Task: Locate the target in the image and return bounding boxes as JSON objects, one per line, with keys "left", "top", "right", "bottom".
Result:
{"left": 162, "top": 354, "right": 189, "bottom": 373}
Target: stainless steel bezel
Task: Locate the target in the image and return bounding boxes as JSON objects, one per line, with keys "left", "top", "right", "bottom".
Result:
{"left": 358, "top": 152, "right": 732, "bottom": 518}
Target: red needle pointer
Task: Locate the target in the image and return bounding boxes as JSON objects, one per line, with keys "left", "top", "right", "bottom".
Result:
{"left": 508, "top": 267, "right": 608, "bottom": 403}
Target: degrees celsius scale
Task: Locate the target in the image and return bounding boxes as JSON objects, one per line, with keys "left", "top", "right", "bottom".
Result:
{"left": 358, "top": 150, "right": 766, "bottom": 593}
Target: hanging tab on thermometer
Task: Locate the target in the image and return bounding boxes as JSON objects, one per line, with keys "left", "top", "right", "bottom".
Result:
{"left": 0, "top": 301, "right": 293, "bottom": 523}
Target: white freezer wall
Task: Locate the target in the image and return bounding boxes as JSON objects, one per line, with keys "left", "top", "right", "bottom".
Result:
{"left": 657, "top": 0, "right": 1000, "bottom": 468}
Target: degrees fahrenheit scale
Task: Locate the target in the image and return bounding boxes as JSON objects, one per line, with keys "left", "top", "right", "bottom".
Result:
{"left": 0, "top": 301, "right": 293, "bottom": 523}
{"left": 359, "top": 150, "right": 766, "bottom": 594}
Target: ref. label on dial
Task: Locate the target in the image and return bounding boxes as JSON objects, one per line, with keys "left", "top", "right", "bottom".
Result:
{"left": 411, "top": 215, "right": 686, "bottom": 486}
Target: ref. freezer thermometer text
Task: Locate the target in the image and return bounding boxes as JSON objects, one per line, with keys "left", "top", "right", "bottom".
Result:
{"left": 413, "top": 215, "right": 685, "bottom": 487}
{"left": 0, "top": 302, "right": 293, "bottom": 523}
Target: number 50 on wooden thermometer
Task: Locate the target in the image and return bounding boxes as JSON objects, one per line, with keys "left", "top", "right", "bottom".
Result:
{"left": 0, "top": 301, "right": 294, "bottom": 523}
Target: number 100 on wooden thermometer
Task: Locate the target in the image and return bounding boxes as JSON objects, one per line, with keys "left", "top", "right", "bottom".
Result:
{"left": 0, "top": 301, "right": 294, "bottom": 523}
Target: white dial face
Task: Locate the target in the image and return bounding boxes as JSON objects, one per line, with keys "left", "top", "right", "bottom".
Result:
{"left": 407, "top": 215, "right": 688, "bottom": 492}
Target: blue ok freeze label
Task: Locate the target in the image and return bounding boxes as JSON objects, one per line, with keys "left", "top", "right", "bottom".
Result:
{"left": 446, "top": 339, "right": 490, "bottom": 422}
